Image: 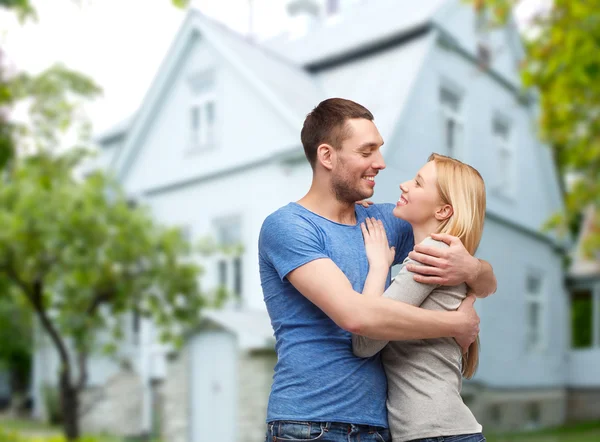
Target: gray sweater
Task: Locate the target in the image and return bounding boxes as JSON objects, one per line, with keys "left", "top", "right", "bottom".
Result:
{"left": 352, "top": 237, "right": 482, "bottom": 442}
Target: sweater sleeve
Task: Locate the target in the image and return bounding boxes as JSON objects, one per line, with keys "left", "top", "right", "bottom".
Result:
{"left": 352, "top": 238, "right": 445, "bottom": 357}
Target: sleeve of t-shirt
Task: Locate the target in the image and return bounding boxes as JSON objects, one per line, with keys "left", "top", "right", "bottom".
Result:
{"left": 259, "top": 211, "right": 329, "bottom": 282}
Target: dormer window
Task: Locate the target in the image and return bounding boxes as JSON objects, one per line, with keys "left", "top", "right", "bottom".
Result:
{"left": 439, "top": 87, "right": 464, "bottom": 160}
{"left": 188, "top": 69, "right": 217, "bottom": 150}
{"left": 190, "top": 98, "right": 216, "bottom": 148}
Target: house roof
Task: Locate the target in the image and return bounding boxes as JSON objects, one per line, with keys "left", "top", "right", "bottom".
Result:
{"left": 569, "top": 206, "right": 600, "bottom": 279}
{"left": 266, "top": 0, "right": 445, "bottom": 68}
{"left": 95, "top": 1, "right": 447, "bottom": 151}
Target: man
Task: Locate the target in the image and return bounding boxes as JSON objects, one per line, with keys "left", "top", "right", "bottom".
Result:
{"left": 259, "top": 98, "right": 496, "bottom": 442}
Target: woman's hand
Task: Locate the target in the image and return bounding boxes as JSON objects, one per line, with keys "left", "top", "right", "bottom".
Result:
{"left": 360, "top": 217, "right": 395, "bottom": 271}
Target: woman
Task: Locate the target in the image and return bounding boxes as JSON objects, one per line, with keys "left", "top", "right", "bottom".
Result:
{"left": 353, "top": 153, "right": 486, "bottom": 442}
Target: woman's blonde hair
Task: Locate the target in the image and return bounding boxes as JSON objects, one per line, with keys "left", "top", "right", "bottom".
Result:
{"left": 428, "top": 153, "right": 486, "bottom": 379}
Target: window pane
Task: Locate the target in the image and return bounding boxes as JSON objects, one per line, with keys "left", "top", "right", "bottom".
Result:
{"left": 218, "top": 260, "right": 228, "bottom": 287}
{"left": 191, "top": 106, "right": 200, "bottom": 130}
{"left": 526, "top": 273, "right": 542, "bottom": 295}
{"left": 205, "top": 101, "right": 215, "bottom": 123}
{"left": 493, "top": 120, "right": 509, "bottom": 140}
{"left": 446, "top": 118, "right": 455, "bottom": 155}
{"left": 217, "top": 218, "right": 241, "bottom": 247}
{"left": 571, "top": 288, "right": 593, "bottom": 348}
{"left": 440, "top": 88, "right": 460, "bottom": 111}
{"left": 233, "top": 256, "right": 242, "bottom": 297}
{"left": 527, "top": 302, "right": 541, "bottom": 348}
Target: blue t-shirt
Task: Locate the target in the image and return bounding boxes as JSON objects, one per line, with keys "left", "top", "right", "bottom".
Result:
{"left": 258, "top": 202, "right": 414, "bottom": 427}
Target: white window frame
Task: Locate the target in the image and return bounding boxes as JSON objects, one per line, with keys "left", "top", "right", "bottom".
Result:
{"left": 213, "top": 216, "right": 243, "bottom": 307}
{"left": 439, "top": 87, "right": 464, "bottom": 160}
{"left": 189, "top": 93, "right": 217, "bottom": 150}
{"left": 492, "top": 117, "right": 516, "bottom": 196}
{"left": 525, "top": 269, "right": 546, "bottom": 352}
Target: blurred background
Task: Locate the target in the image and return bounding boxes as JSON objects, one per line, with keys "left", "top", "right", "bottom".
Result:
{"left": 0, "top": 0, "right": 599, "bottom": 441}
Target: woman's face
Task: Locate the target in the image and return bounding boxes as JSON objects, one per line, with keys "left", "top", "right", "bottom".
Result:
{"left": 393, "top": 161, "right": 445, "bottom": 224}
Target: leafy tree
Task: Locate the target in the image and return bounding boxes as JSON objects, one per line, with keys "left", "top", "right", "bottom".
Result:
{"left": 0, "top": 1, "right": 207, "bottom": 440}
{"left": 466, "top": 0, "right": 600, "bottom": 253}
{"left": 0, "top": 148, "right": 207, "bottom": 440}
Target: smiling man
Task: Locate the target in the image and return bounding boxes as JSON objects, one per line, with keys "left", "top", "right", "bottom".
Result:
{"left": 258, "top": 98, "right": 496, "bottom": 442}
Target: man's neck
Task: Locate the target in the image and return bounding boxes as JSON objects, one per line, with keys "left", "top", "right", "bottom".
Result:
{"left": 297, "top": 186, "right": 358, "bottom": 225}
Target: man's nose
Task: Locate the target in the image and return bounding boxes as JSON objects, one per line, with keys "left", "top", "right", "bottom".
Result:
{"left": 372, "top": 152, "right": 386, "bottom": 170}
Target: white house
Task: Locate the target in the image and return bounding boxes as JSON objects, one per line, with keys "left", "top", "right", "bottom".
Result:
{"left": 32, "top": 0, "right": 600, "bottom": 440}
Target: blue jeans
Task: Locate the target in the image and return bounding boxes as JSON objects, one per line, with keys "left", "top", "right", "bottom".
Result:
{"left": 266, "top": 421, "right": 391, "bottom": 442}
{"left": 409, "top": 433, "right": 486, "bottom": 442}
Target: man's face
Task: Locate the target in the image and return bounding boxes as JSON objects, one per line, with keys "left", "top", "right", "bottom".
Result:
{"left": 330, "top": 118, "right": 386, "bottom": 203}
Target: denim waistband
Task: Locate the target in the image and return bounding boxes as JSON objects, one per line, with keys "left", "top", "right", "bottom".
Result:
{"left": 269, "top": 421, "right": 387, "bottom": 432}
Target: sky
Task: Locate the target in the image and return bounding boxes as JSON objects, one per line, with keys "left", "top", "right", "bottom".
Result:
{"left": 1, "top": 0, "right": 547, "bottom": 136}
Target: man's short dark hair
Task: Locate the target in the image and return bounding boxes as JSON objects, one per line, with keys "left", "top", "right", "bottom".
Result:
{"left": 301, "top": 98, "right": 374, "bottom": 169}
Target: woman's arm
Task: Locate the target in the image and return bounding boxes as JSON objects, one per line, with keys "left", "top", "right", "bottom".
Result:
{"left": 352, "top": 223, "right": 441, "bottom": 358}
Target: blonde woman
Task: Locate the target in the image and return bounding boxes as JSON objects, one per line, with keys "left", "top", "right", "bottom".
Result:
{"left": 353, "top": 153, "right": 486, "bottom": 442}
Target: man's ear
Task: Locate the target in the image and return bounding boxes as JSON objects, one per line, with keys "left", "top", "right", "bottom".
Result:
{"left": 435, "top": 204, "right": 453, "bottom": 221}
{"left": 316, "top": 143, "right": 335, "bottom": 171}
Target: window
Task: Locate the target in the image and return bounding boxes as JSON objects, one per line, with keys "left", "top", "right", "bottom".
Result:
{"left": 571, "top": 287, "right": 600, "bottom": 349}
{"left": 489, "top": 403, "right": 502, "bottom": 426}
{"left": 493, "top": 118, "right": 515, "bottom": 195}
{"left": 525, "top": 402, "right": 542, "bottom": 429}
{"left": 440, "top": 87, "right": 464, "bottom": 159}
{"left": 190, "top": 98, "right": 216, "bottom": 148}
{"left": 188, "top": 69, "right": 216, "bottom": 149}
{"left": 525, "top": 270, "right": 545, "bottom": 351}
{"left": 214, "top": 217, "right": 243, "bottom": 305}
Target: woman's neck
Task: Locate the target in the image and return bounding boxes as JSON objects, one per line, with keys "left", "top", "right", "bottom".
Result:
{"left": 411, "top": 219, "right": 443, "bottom": 245}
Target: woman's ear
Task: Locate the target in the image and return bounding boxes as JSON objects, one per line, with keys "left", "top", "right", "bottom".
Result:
{"left": 316, "top": 143, "right": 334, "bottom": 170}
{"left": 435, "top": 204, "right": 453, "bottom": 221}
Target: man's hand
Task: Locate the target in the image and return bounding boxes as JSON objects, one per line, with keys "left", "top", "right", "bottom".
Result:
{"left": 405, "top": 232, "right": 480, "bottom": 286}
{"left": 454, "top": 294, "right": 480, "bottom": 353}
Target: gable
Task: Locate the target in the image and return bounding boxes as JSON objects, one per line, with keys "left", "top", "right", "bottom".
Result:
{"left": 121, "top": 34, "right": 309, "bottom": 195}
{"left": 111, "top": 10, "right": 324, "bottom": 192}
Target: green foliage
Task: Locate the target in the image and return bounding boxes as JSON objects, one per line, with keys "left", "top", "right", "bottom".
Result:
{"left": 0, "top": 427, "right": 101, "bottom": 442}
{"left": 465, "top": 0, "right": 600, "bottom": 251}
{"left": 41, "top": 384, "right": 63, "bottom": 426}
{"left": 0, "top": 149, "right": 207, "bottom": 352}
{"left": 0, "top": 293, "right": 32, "bottom": 393}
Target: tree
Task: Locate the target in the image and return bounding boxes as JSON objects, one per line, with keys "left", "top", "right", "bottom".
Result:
{"left": 0, "top": 148, "right": 207, "bottom": 440}
{"left": 0, "top": 1, "right": 207, "bottom": 440}
{"left": 466, "top": 0, "right": 600, "bottom": 254}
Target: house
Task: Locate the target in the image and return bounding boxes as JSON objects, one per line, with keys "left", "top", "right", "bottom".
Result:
{"left": 31, "top": 0, "right": 599, "bottom": 439}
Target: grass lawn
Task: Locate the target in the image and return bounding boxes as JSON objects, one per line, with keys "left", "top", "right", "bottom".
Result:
{"left": 1, "top": 417, "right": 599, "bottom": 442}
{"left": 486, "top": 421, "right": 600, "bottom": 442}
{"left": 0, "top": 417, "right": 138, "bottom": 441}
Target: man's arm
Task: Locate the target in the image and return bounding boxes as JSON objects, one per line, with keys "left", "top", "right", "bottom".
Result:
{"left": 405, "top": 232, "right": 497, "bottom": 298}
{"left": 286, "top": 257, "right": 480, "bottom": 344}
